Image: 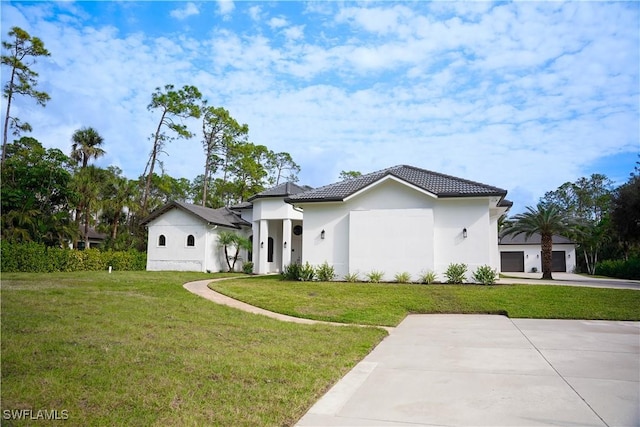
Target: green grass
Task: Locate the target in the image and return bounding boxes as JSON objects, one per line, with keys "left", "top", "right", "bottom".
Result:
{"left": 211, "top": 276, "right": 640, "bottom": 326}
{"left": 1, "top": 272, "right": 386, "bottom": 426}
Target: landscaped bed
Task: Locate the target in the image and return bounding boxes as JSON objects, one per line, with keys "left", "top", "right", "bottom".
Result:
{"left": 0, "top": 272, "right": 386, "bottom": 426}
{"left": 210, "top": 275, "right": 640, "bottom": 326}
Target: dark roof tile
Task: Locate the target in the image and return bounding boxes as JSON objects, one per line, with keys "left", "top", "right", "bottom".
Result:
{"left": 286, "top": 165, "right": 507, "bottom": 203}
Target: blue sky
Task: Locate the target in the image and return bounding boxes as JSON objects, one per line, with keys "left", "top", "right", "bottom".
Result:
{"left": 2, "top": 1, "right": 638, "bottom": 213}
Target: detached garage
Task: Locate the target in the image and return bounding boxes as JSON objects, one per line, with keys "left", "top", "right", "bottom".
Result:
{"left": 498, "top": 233, "right": 576, "bottom": 273}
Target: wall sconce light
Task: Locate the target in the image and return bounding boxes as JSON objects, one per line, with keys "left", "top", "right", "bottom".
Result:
{"left": 462, "top": 228, "right": 468, "bottom": 239}
{"left": 320, "top": 230, "right": 325, "bottom": 240}
{"left": 537, "top": 254, "right": 539, "bottom": 258}
{"left": 284, "top": 241, "right": 287, "bottom": 248}
{"left": 568, "top": 254, "right": 571, "bottom": 258}
{"left": 526, "top": 254, "right": 529, "bottom": 259}
{"left": 260, "top": 241, "right": 264, "bottom": 248}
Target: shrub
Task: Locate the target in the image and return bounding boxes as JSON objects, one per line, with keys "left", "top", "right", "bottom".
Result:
{"left": 0, "top": 241, "right": 146, "bottom": 273}
{"left": 242, "top": 262, "right": 254, "bottom": 274}
{"left": 298, "top": 262, "right": 316, "bottom": 281}
{"left": 445, "top": 263, "right": 467, "bottom": 284}
{"left": 343, "top": 272, "right": 360, "bottom": 282}
{"left": 419, "top": 270, "right": 437, "bottom": 284}
{"left": 394, "top": 272, "right": 411, "bottom": 283}
{"left": 282, "top": 262, "right": 316, "bottom": 281}
{"left": 365, "top": 270, "right": 384, "bottom": 283}
{"left": 472, "top": 265, "right": 498, "bottom": 285}
{"left": 595, "top": 258, "right": 640, "bottom": 280}
{"left": 282, "top": 263, "right": 302, "bottom": 281}
{"left": 316, "top": 262, "right": 336, "bottom": 282}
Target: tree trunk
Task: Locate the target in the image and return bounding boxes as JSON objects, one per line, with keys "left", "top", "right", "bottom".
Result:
{"left": 541, "top": 232, "right": 554, "bottom": 280}
{"left": 2, "top": 67, "right": 16, "bottom": 165}
{"left": 142, "top": 111, "right": 166, "bottom": 215}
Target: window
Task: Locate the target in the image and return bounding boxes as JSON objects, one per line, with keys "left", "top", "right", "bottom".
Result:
{"left": 158, "top": 235, "right": 166, "bottom": 247}
{"left": 268, "top": 237, "right": 274, "bottom": 262}
{"left": 248, "top": 236, "right": 253, "bottom": 262}
{"left": 187, "top": 235, "right": 195, "bottom": 247}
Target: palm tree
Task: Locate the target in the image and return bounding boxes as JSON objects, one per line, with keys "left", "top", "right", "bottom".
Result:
{"left": 502, "top": 203, "right": 573, "bottom": 280}
{"left": 70, "top": 127, "right": 105, "bottom": 169}
{"left": 217, "top": 231, "right": 252, "bottom": 272}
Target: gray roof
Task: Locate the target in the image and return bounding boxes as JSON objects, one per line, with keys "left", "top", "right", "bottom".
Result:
{"left": 247, "top": 182, "right": 312, "bottom": 202}
{"left": 499, "top": 233, "right": 574, "bottom": 245}
{"left": 141, "top": 201, "right": 251, "bottom": 229}
{"left": 286, "top": 165, "right": 508, "bottom": 203}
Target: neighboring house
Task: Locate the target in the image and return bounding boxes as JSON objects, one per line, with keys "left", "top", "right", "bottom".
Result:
{"left": 498, "top": 233, "right": 576, "bottom": 273}
{"left": 76, "top": 225, "right": 107, "bottom": 249}
{"left": 143, "top": 165, "right": 512, "bottom": 279}
{"left": 142, "top": 201, "right": 251, "bottom": 272}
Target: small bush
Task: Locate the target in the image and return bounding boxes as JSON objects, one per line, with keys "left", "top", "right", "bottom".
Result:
{"left": 365, "top": 270, "right": 384, "bottom": 283}
{"left": 343, "top": 272, "right": 360, "bottom": 282}
{"left": 282, "top": 263, "right": 302, "bottom": 281}
{"left": 298, "top": 262, "right": 316, "bottom": 281}
{"left": 394, "top": 272, "right": 411, "bottom": 283}
{"left": 242, "top": 262, "right": 254, "bottom": 274}
{"left": 472, "top": 265, "right": 498, "bottom": 285}
{"left": 419, "top": 270, "right": 437, "bottom": 284}
{"left": 316, "top": 262, "right": 336, "bottom": 282}
{"left": 445, "top": 263, "right": 467, "bottom": 284}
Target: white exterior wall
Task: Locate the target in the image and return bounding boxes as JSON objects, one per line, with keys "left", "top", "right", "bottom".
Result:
{"left": 146, "top": 208, "right": 250, "bottom": 272}
{"left": 251, "top": 198, "right": 304, "bottom": 274}
{"left": 299, "top": 179, "right": 500, "bottom": 281}
{"left": 499, "top": 244, "right": 576, "bottom": 273}
{"left": 432, "top": 198, "right": 495, "bottom": 281}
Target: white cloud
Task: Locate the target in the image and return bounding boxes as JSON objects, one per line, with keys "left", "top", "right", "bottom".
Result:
{"left": 170, "top": 2, "right": 199, "bottom": 20}
{"left": 268, "top": 17, "right": 288, "bottom": 29}
{"left": 217, "top": 0, "right": 234, "bottom": 17}
{"left": 1, "top": 1, "right": 637, "bottom": 214}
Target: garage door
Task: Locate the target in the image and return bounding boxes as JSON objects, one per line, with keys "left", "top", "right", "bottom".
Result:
{"left": 501, "top": 251, "right": 524, "bottom": 272}
{"left": 542, "top": 251, "right": 566, "bottom": 272}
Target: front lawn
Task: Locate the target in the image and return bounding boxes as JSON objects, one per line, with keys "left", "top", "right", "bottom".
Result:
{"left": 211, "top": 276, "right": 640, "bottom": 326}
{"left": 1, "top": 272, "right": 386, "bottom": 426}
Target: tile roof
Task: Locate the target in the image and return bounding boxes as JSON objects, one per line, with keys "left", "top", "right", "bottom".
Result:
{"left": 286, "top": 165, "right": 508, "bottom": 203}
{"left": 247, "top": 182, "right": 312, "bottom": 202}
{"left": 141, "top": 201, "right": 251, "bottom": 229}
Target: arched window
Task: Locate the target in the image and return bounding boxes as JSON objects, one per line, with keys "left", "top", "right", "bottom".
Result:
{"left": 186, "top": 235, "right": 195, "bottom": 247}
{"left": 268, "top": 237, "right": 274, "bottom": 262}
{"left": 158, "top": 235, "right": 166, "bottom": 247}
{"left": 248, "top": 235, "right": 253, "bottom": 262}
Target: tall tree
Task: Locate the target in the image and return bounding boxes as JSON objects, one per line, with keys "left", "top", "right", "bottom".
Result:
{"left": 502, "top": 203, "right": 573, "bottom": 280}
{"left": 1, "top": 27, "right": 51, "bottom": 165}
{"left": 100, "top": 166, "right": 137, "bottom": 245}
{"left": 200, "top": 106, "right": 248, "bottom": 206}
{"left": 269, "top": 152, "right": 300, "bottom": 185}
{"left": 610, "top": 163, "right": 640, "bottom": 259}
{"left": 71, "top": 127, "right": 106, "bottom": 169}
{"left": 142, "top": 84, "right": 202, "bottom": 215}
{"left": 541, "top": 174, "right": 614, "bottom": 274}
{"left": 1, "top": 137, "right": 75, "bottom": 246}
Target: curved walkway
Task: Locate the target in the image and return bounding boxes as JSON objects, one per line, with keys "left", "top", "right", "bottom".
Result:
{"left": 183, "top": 278, "right": 394, "bottom": 332}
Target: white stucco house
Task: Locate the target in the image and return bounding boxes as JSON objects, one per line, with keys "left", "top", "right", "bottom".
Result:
{"left": 498, "top": 233, "right": 576, "bottom": 273}
{"left": 143, "top": 165, "right": 512, "bottom": 280}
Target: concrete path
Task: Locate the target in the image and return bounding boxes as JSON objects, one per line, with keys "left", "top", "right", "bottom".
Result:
{"left": 296, "top": 314, "right": 640, "bottom": 427}
{"left": 183, "top": 279, "right": 393, "bottom": 332}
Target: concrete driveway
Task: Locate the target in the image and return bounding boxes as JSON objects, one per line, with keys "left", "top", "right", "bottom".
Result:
{"left": 296, "top": 315, "right": 640, "bottom": 427}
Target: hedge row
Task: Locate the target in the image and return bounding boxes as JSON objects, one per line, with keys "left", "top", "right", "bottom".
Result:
{"left": 595, "top": 258, "right": 640, "bottom": 280}
{"left": 1, "top": 241, "right": 147, "bottom": 273}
